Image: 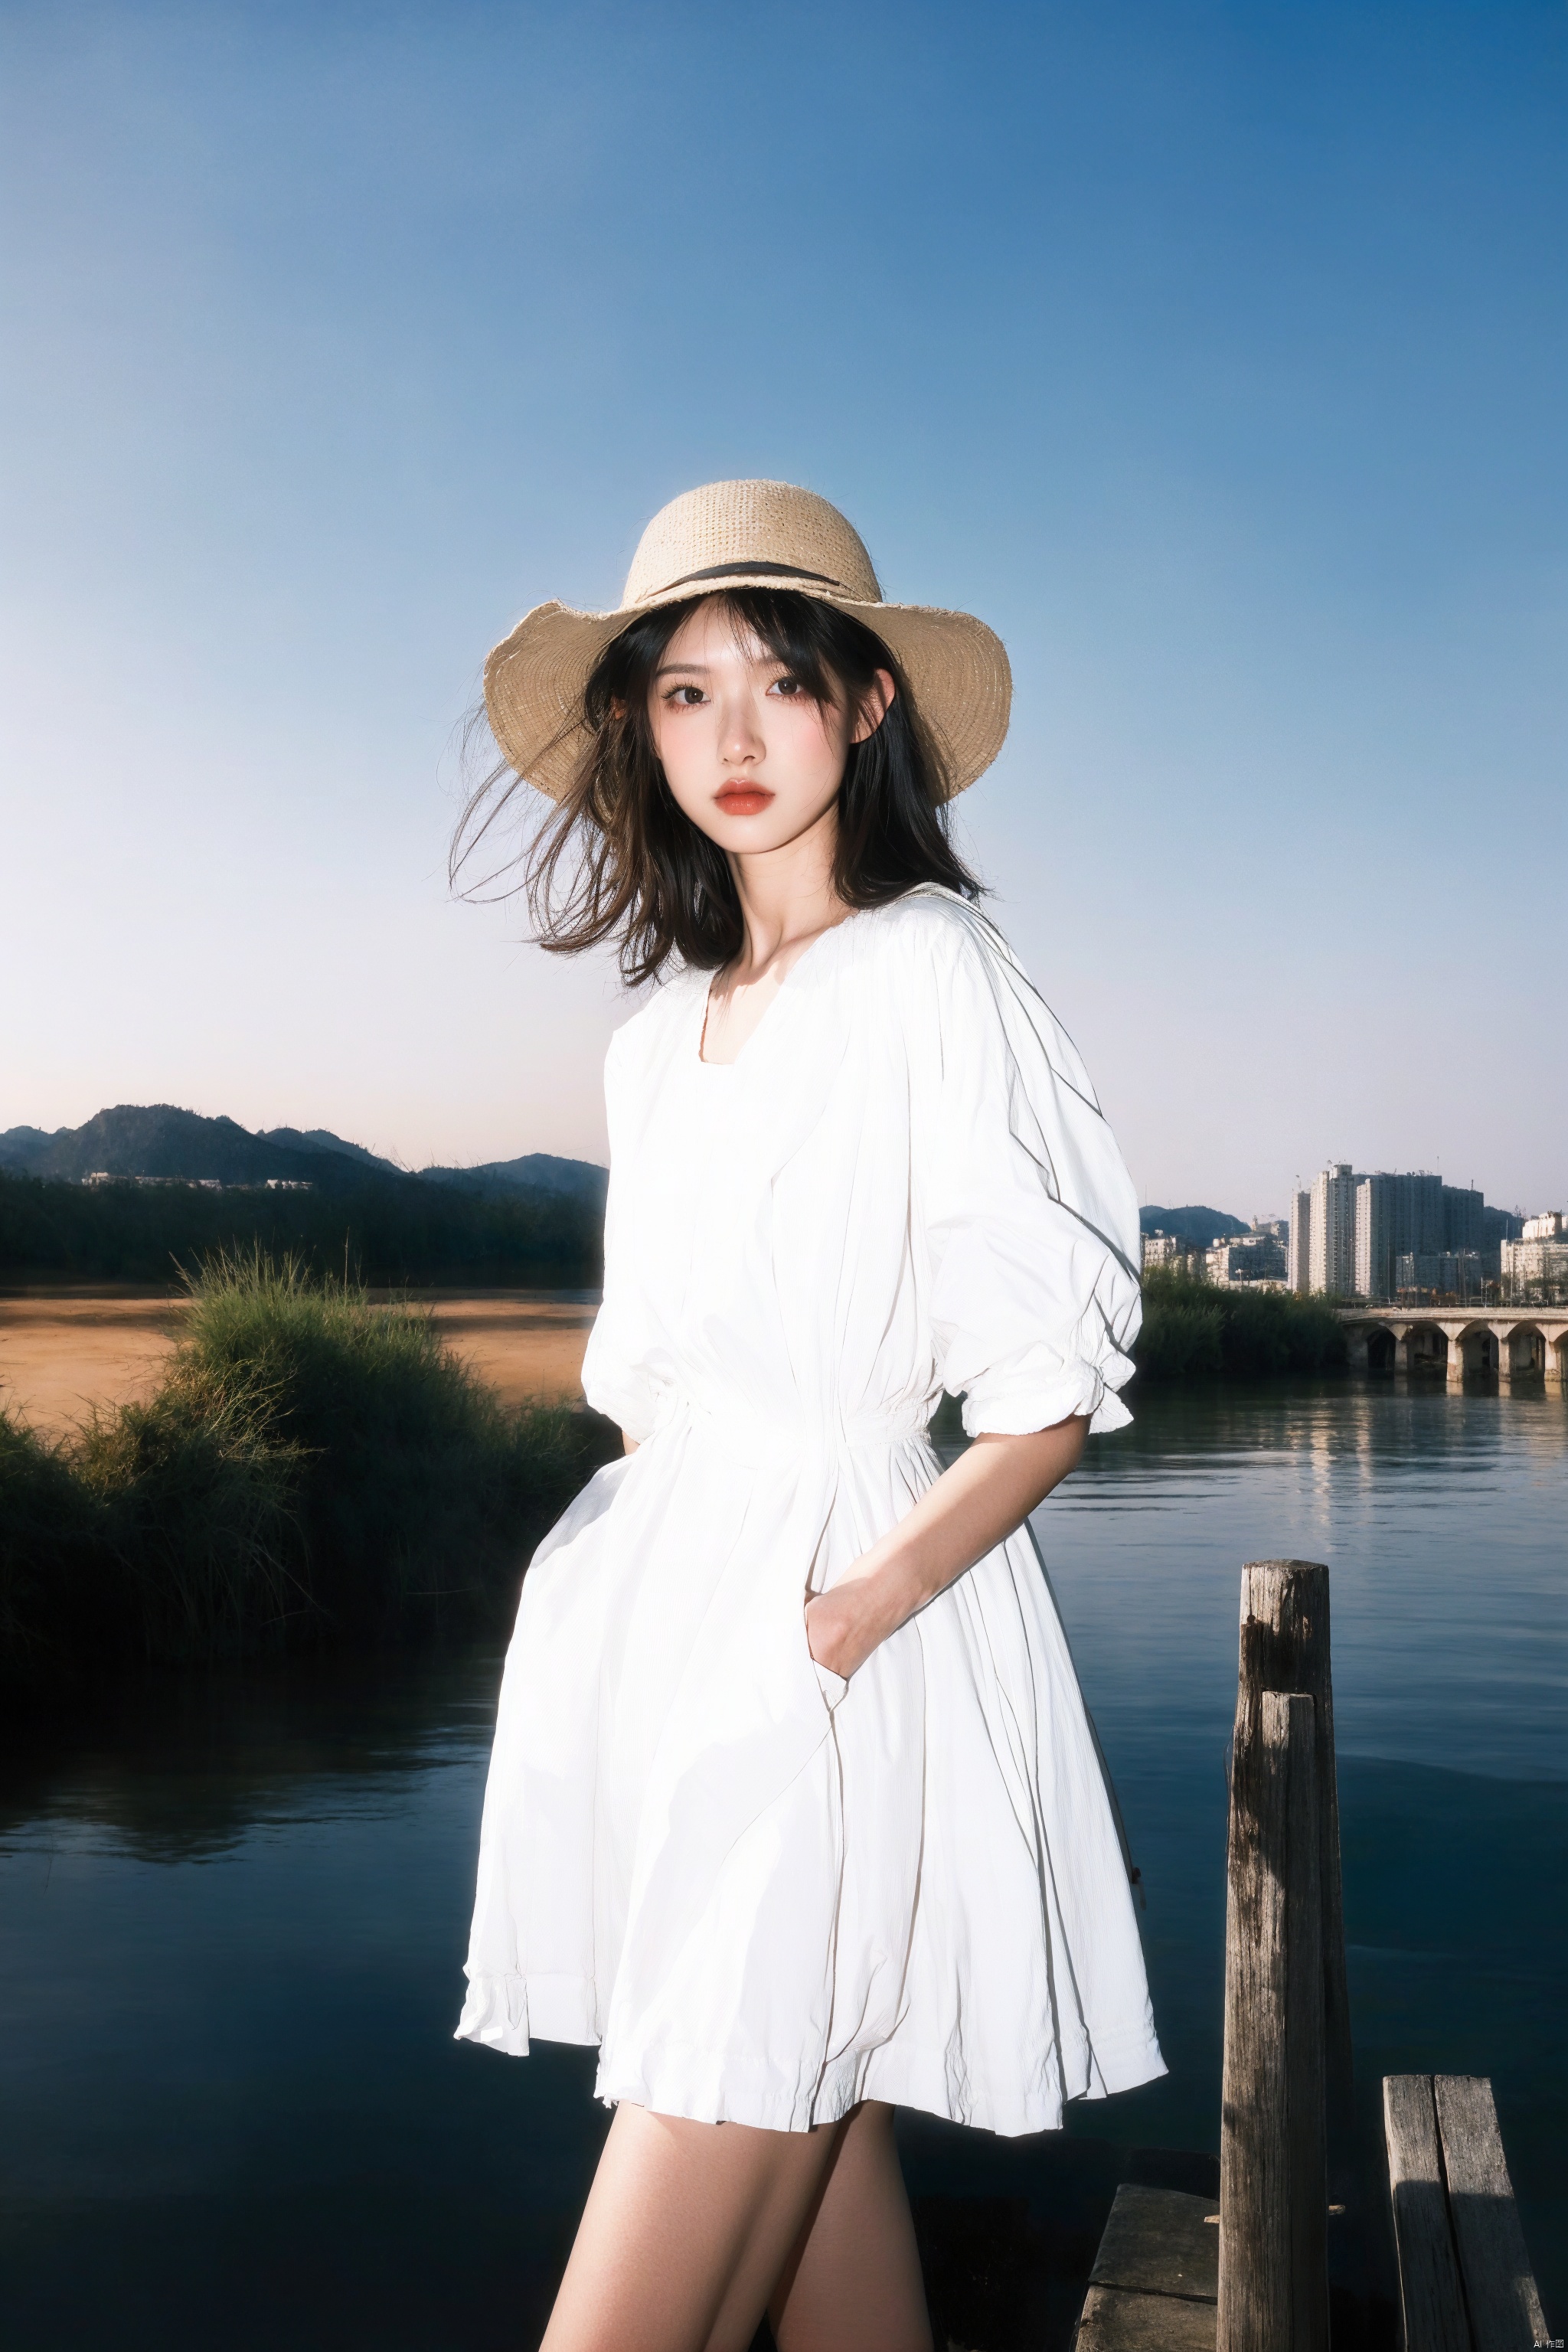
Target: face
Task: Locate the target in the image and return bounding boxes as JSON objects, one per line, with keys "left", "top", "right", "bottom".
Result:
{"left": 646, "top": 599, "right": 893, "bottom": 860}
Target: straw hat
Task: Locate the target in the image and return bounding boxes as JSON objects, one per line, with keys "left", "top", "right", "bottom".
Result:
{"left": 483, "top": 479, "right": 1012, "bottom": 802}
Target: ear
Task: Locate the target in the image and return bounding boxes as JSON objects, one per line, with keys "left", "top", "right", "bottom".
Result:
{"left": 609, "top": 695, "right": 629, "bottom": 720}
{"left": 850, "top": 668, "right": 897, "bottom": 745}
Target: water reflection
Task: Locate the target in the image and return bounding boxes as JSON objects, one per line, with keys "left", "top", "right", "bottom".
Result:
{"left": 0, "top": 1382, "right": 1563, "bottom": 2347}
{"left": 0, "top": 1648, "right": 501, "bottom": 1863}
{"left": 1045, "top": 1380, "right": 1568, "bottom": 1781}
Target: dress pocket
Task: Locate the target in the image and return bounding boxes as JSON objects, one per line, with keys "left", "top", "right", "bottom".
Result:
{"left": 812, "top": 1657, "right": 848, "bottom": 1709}
{"left": 802, "top": 1586, "right": 848, "bottom": 1711}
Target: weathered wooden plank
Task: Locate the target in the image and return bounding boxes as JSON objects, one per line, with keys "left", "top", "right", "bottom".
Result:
{"left": 1236, "top": 1560, "right": 1354, "bottom": 2131}
{"left": 1217, "top": 1688, "right": 1328, "bottom": 2352}
{"left": 1076, "top": 2282, "right": 1219, "bottom": 2352}
{"left": 1089, "top": 2185, "right": 1219, "bottom": 2302}
{"left": 1434, "top": 2074, "right": 1550, "bottom": 2352}
{"left": 1383, "top": 2074, "right": 1470, "bottom": 2352}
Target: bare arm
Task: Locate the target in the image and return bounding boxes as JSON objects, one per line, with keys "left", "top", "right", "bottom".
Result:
{"left": 804, "top": 1416, "right": 1088, "bottom": 1680}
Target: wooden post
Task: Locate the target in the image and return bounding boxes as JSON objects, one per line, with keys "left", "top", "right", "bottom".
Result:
{"left": 1218, "top": 1690, "right": 1329, "bottom": 2352}
{"left": 1234, "top": 1560, "right": 1354, "bottom": 2132}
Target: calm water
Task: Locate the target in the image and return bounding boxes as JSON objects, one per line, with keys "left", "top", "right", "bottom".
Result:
{"left": 2, "top": 1382, "right": 1563, "bottom": 2347}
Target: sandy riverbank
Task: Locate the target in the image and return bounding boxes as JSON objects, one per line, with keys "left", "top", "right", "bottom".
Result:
{"left": 0, "top": 1291, "right": 596, "bottom": 1439}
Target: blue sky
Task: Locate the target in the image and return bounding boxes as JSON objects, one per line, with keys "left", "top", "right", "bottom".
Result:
{"left": 2, "top": 0, "right": 1563, "bottom": 1213}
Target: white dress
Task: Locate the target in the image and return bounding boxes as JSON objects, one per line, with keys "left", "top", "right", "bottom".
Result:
{"left": 456, "top": 885, "right": 1165, "bottom": 2135}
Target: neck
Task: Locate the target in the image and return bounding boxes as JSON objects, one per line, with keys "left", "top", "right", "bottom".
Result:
{"left": 728, "top": 805, "right": 845, "bottom": 974}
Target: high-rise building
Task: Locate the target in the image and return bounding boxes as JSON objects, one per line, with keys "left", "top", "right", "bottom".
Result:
{"left": 1354, "top": 1171, "right": 1445, "bottom": 1302}
{"left": 1442, "top": 1185, "right": 1485, "bottom": 1254}
{"left": 1288, "top": 1188, "right": 1312, "bottom": 1292}
{"left": 1310, "top": 1164, "right": 1357, "bottom": 1295}
{"left": 1354, "top": 1178, "right": 1388, "bottom": 1302}
{"left": 1395, "top": 1250, "right": 1485, "bottom": 1299}
{"left": 1287, "top": 1165, "right": 1522, "bottom": 1297}
{"left": 1350, "top": 1174, "right": 1526, "bottom": 1297}
{"left": 1481, "top": 1202, "right": 1525, "bottom": 1275}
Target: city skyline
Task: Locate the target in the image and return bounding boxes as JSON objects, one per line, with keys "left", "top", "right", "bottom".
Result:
{"left": 1287, "top": 1159, "right": 1528, "bottom": 1303}
{"left": 1137, "top": 1156, "right": 1561, "bottom": 1300}
{"left": 3, "top": 4, "right": 1564, "bottom": 1208}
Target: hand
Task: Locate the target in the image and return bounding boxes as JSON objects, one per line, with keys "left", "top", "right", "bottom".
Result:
{"left": 804, "top": 1576, "right": 890, "bottom": 1682}
{"left": 801, "top": 1417, "right": 1090, "bottom": 1685}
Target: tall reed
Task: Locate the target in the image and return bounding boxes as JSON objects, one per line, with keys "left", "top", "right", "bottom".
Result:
{"left": 1135, "top": 1266, "right": 1348, "bottom": 1380}
{"left": 0, "top": 1251, "right": 616, "bottom": 1681}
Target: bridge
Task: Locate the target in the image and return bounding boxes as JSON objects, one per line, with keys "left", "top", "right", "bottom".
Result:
{"left": 1339, "top": 1304, "right": 1568, "bottom": 1386}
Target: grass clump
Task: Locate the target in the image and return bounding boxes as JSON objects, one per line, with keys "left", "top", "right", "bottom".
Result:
{"left": 0, "top": 1251, "right": 616, "bottom": 1682}
{"left": 1135, "top": 1266, "right": 1348, "bottom": 1381}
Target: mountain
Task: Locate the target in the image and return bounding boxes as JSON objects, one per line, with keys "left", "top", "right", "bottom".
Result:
{"left": 0, "top": 1125, "right": 54, "bottom": 1172}
{"left": 420, "top": 1152, "right": 609, "bottom": 1210}
{"left": 259, "top": 1126, "right": 404, "bottom": 1175}
{"left": 1140, "top": 1204, "right": 1251, "bottom": 1248}
{"left": 0, "top": 1108, "right": 608, "bottom": 1207}
{"left": 0, "top": 1106, "right": 337, "bottom": 1186}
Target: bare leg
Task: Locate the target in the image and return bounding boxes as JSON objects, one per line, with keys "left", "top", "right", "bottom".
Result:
{"left": 539, "top": 2101, "right": 844, "bottom": 2352}
{"left": 768, "top": 2102, "right": 931, "bottom": 2352}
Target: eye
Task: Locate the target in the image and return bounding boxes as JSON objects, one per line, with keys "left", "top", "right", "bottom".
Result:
{"left": 662, "top": 682, "right": 707, "bottom": 707}
{"left": 769, "top": 675, "right": 806, "bottom": 699}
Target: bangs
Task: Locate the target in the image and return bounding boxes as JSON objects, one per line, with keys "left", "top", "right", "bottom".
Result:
{"left": 704, "top": 589, "right": 865, "bottom": 708}
{"left": 458, "top": 586, "right": 979, "bottom": 988}
{"left": 585, "top": 587, "right": 893, "bottom": 724}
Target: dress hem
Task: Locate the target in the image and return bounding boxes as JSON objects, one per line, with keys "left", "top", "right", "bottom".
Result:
{"left": 456, "top": 1971, "right": 1165, "bottom": 2138}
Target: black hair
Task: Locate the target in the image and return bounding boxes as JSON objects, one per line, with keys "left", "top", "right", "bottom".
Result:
{"left": 451, "top": 587, "right": 981, "bottom": 987}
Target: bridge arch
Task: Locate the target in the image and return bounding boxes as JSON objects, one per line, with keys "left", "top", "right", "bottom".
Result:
{"left": 1497, "top": 1320, "right": 1547, "bottom": 1379}
{"left": 1399, "top": 1321, "right": 1449, "bottom": 1373}
{"left": 1437, "top": 1320, "right": 1497, "bottom": 1384}
{"left": 1340, "top": 1305, "right": 1568, "bottom": 1387}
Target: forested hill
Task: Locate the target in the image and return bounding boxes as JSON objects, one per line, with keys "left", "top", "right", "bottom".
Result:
{"left": 0, "top": 1106, "right": 605, "bottom": 1200}
{"left": 1, "top": 1106, "right": 367, "bottom": 1187}
{"left": 1138, "top": 1204, "right": 1250, "bottom": 1249}
{"left": 420, "top": 1154, "right": 608, "bottom": 1211}
{"left": 0, "top": 1106, "right": 608, "bottom": 1285}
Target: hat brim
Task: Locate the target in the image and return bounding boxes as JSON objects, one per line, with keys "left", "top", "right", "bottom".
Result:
{"left": 482, "top": 575, "right": 1012, "bottom": 803}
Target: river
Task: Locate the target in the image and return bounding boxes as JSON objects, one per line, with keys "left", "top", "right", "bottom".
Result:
{"left": 2, "top": 1380, "right": 1563, "bottom": 2347}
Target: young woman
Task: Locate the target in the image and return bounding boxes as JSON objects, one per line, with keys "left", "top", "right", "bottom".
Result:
{"left": 453, "top": 480, "right": 1161, "bottom": 2352}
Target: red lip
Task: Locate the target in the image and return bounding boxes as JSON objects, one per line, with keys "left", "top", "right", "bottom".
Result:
{"left": 714, "top": 786, "right": 774, "bottom": 815}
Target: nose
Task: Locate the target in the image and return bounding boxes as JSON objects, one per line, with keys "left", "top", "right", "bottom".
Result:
{"left": 718, "top": 691, "right": 764, "bottom": 768}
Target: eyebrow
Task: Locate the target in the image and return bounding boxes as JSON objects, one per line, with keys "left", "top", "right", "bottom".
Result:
{"left": 652, "top": 654, "right": 792, "bottom": 681}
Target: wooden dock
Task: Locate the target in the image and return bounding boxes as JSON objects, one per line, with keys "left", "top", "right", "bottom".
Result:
{"left": 1383, "top": 2073, "right": 1549, "bottom": 2352}
{"left": 1072, "top": 1560, "right": 1550, "bottom": 2352}
{"left": 1075, "top": 2185, "right": 1217, "bottom": 2350}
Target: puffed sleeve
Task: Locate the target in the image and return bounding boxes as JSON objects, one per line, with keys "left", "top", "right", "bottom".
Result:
{"left": 914, "top": 904, "right": 1142, "bottom": 1437}
{"left": 578, "top": 1027, "right": 663, "bottom": 1442}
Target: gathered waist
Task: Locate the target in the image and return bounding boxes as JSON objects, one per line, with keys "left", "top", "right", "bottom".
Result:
{"left": 648, "top": 1387, "right": 934, "bottom": 1469}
